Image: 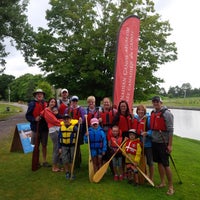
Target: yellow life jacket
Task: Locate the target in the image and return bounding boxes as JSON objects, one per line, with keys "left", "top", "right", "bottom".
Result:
{"left": 60, "top": 119, "right": 78, "bottom": 145}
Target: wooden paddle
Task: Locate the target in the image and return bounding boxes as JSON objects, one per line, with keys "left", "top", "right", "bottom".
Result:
{"left": 138, "top": 136, "right": 147, "bottom": 184}
{"left": 70, "top": 122, "right": 80, "bottom": 180}
{"left": 32, "top": 122, "right": 40, "bottom": 171}
{"left": 114, "top": 142, "right": 155, "bottom": 187}
{"left": 93, "top": 139, "right": 126, "bottom": 183}
{"left": 85, "top": 115, "right": 94, "bottom": 182}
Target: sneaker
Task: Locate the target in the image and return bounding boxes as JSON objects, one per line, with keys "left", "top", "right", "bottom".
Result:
{"left": 42, "top": 162, "right": 51, "bottom": 167}
{"left": 65, "top": 172, "right": 70, "bottom": 180}
{"left": 123, "top": 172, "right": 127, "bottom": 180}
{"left": 114, "top": 175, "right": 119, "bottom": 181}
{"left": 70, "top": 174, "right": 75, "bottom": 180}
{"left": 119, "top": 175, "right": 123, "bottom": 181}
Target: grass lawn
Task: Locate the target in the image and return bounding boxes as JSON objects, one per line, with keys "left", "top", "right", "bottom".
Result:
{"left": 0, "top": 132, "right": 200, "bottom": 200}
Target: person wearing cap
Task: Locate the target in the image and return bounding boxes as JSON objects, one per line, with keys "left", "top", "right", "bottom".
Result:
{"left": 84, "top": 118, "right": 107, "bottom": 173}
{"left": 122, "top": 129, "right": 142, "bottom": 186}
{"left": 58, "top": 114, "right": 78, "bottom": 179}
{"left": 64, "top": 95, "right": 85, "bottom": 168}
{"left": 26, "top": 89, "right": 51, "bottom": 168}
{"left": 40, "top": 98, "right": 64, "bottom": 172}
{"left": 150, "top": 96, "right": 175, "bottom": 195}
{"left": 57, "top": 88, "right": 70, "bottom": 116}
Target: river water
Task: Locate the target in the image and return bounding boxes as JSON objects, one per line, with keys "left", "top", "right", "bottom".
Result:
{"left": 145, "top": 108, "right": 200, "bottom": 141}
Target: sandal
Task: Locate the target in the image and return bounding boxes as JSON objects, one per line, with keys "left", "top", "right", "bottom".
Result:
{"left": 52, "top": 168, "right": 61, "bottom": 172}
{"left": 155, "top": 184, "right": 166, "bottom": 188}
{"left": 166, "top": 188, "right": 175, "bottom": 195}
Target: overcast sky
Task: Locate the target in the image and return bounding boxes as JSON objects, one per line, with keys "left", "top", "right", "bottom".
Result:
{"left": 3, "top": 0, "right": 200, "bottom": 91}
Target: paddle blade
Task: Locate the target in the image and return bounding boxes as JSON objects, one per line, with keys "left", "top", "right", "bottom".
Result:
{"left": 93, "top": 162, "right": 110, "bottom": 183}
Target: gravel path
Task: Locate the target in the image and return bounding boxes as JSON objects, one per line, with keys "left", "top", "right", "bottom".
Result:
{"left": 0, "top": 103, "right": 28, "bottom": 140}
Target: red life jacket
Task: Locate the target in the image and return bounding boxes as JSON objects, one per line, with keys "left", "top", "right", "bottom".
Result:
{"left": 33, "top": 101, "right": 47, "bottom": 118}
{"left": 150, "top": 110, "right": 167, "bottom": 131}
{"left": 58, "top": 101, "right": 68, "bottom": 116}
{"left": 117, "top": 114, "right": 133, "bottom": 133}
{"left": 67, "top": 107, "right": 81, "bottom": 120}
{"left": 125, "top": 138, "right": 140, "bottom": 155}
{"left": 133, "top": 116, "right": 147, "bottom": 135}
{"left": 110, "top": 136, "right": 123, "bottom": 152}
{"left": 86, "top": 107, "right": 100, "bottom": 126}
{"left": 100, "top": 108, "right": 116, "bottom": 127}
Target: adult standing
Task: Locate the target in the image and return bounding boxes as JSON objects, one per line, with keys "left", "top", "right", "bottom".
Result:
{"left": 26, "top": 89, "right": 50, "bottom": 168}
{"left": 57, "top": 88, "right": 70, "bottom": 116}
{"left": 99, "top": 97, "right": 117, "bottom": 136}
{"left": 40, "top": 98, "right": 63, "bottom": 172}
{"left": 112, "top": 100, "right": 133, "bottom": 140}
{"left": 99, "top": 97, "right": 117, "bottom": 171}
{"left": 85, "top": 96, "right": 100, "bottom": 127}
{"left": 133, "top": 104, "right": 154, "bottom": 182}
{"left": 150, "top": 96, "right": 174, "bottom": 195}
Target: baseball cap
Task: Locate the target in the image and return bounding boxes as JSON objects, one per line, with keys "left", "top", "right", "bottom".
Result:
{"left": 90, "top": 118, "right": 99, "bottom": 125}
{"left": 61, "top": 88, "right": 68, "bottom": 93}
{"left": 71, "top": 95, "right": 79, "bottom": 101}
{"left": 152, "top": 96, "right": 163, "bottom": 103}
{"left": 128, "top": 129, "right": 137, "bottom": 135}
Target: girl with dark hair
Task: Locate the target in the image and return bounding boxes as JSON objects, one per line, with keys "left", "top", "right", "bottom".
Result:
{"left": 41, "top": 98, "right": 63, "bottom": 172}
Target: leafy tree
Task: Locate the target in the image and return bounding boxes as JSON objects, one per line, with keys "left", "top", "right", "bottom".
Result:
{"left": 0, "top": 0, "right": 36, "bottom": 72}
{"left": 0, "top": 74, "right": 15, "bottom": 100}
{"left": 33, "top": 0, "right": 177, "bottom": 104}
{"left": 8, "top": 73, "right": 52, "bottom": 102}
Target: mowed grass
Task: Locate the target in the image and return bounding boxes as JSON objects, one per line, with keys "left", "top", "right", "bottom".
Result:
{"left": 0, "top": 130, "right": 200, "bottom": 200}
{"left": 0, "top": 103, "right": 23, "bottom": 120}
{"left": 135, "top": 97, "right": 200, "bottom": 109}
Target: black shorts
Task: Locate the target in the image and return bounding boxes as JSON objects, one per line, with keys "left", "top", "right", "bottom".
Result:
{"left": 144, "top": 147, "right": 154, "bottom": 167}
{"left": 152, "top": 142, "right": 169, "bottom": 167}
{"left": 31, "top": 130, "right": 48, "bottom": 146}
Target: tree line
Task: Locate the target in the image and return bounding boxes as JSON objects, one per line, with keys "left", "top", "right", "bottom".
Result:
{"left": 0, "top": 73, "right": 199, "bottom": 103}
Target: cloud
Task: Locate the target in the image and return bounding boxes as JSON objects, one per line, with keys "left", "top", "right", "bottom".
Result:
{"left": 3, "top": 0, "right": 200, "bottom": 90}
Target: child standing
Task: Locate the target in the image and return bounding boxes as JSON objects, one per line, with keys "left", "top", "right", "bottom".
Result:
{"left": 123, "top": 129, "right": 142, "bottom": 186}
{"left": 108, "top": 125, "right": 123, "bottom": 181}
{"left": 58, "top": 114, "right": 78, "bottom": 179}
{"left": 85, "top": 118, "right": 107, "bottom": 173}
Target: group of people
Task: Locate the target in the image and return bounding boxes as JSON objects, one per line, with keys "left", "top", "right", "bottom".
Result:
{"left": 26, "top": 88, "right": 175, "bottom": 196}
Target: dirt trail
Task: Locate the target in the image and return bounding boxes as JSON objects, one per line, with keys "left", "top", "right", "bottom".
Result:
{"left": 0, "top": 103, "right": 28, "bottom": 140}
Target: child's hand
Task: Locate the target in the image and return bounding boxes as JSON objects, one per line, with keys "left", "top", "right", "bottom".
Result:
{"left": 78, "top": 117, "right": 82, "bottom": 124}
{"left": 102, "top": 152, "right": 105, "bottom": 156}
{"left": 98, "top": 117, "right": 102, "bottom": 123}
{"left": 85, "top": 131, "right": 89, "bottom": 136}
{"left": 141, "top": 131, "right": 147, "bottom": 137}
{"left": 59, "top": 148, "right": 62, "bottom": 154}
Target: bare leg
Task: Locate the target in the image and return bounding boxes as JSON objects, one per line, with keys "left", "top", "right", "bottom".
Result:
{"left": 149, "top": 165, "right": 154, "bottom": 181}
{"left": 158, "top": 163, "right": 166, "bottom": 186}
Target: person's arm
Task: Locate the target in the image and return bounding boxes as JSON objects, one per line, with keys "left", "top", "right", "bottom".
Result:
{"left": 101, "top": 130, "right": 107, "bottom": 154}
{"left": 134, "top": 143, "right": 142, "bottom": 165}
{"left": 43, "top": 108, "right": 62, "bottom": 126}
{"left": 25, "top": 101, "right": 35, "bottom": 122}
